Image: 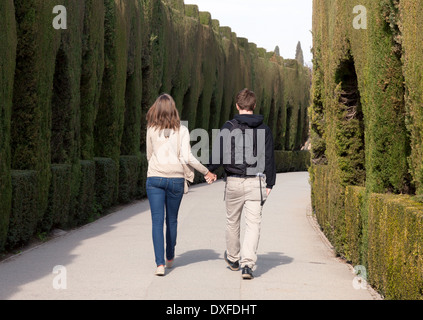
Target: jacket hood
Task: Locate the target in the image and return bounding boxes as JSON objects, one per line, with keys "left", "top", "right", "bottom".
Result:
{"left": 234, "top": 114, "right": 264, "bottom": 128}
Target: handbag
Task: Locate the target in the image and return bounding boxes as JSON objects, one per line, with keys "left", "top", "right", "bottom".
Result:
{"left": 176, "top": 129, "right": 194, "bottom": 194}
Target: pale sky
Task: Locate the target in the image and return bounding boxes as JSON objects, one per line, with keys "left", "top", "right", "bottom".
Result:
{"left": 184, "top": 0, "right": 313, "bottom": 66}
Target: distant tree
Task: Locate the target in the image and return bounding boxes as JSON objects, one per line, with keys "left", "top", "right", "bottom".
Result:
{"left": 295, "top": 41, "right": 304, "bottom": 66}
{"left": 274, "top": 45, "right": 280, "bottom": 57}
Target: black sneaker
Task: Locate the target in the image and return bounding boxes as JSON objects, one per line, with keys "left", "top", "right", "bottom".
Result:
{"left": 224, "top": 251, "right": 240, "bottom": 271}
{"left": 242, "top": 266, "right": 254, "bottom": 280}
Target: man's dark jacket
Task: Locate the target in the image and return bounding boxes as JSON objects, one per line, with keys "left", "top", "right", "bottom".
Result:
{"left": 207, "top": 114, "right": 276, "bottom": 189}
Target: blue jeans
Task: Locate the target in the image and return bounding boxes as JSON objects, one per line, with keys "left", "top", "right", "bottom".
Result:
{"left": 146, "top": 177, "right": 184, "bottom": 266}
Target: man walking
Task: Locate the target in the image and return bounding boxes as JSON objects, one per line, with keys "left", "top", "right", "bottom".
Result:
{"left": 208, "top": 88, "right": 276, "bottom": 279}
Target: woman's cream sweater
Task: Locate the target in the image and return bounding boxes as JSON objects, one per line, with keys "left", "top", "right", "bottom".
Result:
{"left": 146, "top": 125, "right": 209, "bottom": 178}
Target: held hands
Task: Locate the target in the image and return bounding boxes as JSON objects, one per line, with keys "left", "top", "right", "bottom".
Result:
{"left": 204, "top": 171, "right": 217, "bottom": 184}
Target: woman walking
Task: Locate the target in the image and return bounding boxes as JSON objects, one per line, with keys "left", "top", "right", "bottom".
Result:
{"left": 146, "top": 94, "right": 216, "bottom": 276}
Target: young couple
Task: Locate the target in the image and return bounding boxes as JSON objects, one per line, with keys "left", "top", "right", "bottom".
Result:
{"left": 146, "top": 89, "right": 276, "bottom": 279}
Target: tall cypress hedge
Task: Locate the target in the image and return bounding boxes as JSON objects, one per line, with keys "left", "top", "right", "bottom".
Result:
{"left": 364, "top": 0, "right": 409, "bottom": 194}
{"left": 121, "top": 0, "right": 143, "bottom": 157}
{"left": 0, "top": 0, "right": 17, "bottom": 251}
{"left": 7, "top": 171, "right": 38, "bottom": 249}
{"left": 11, "top": 0, "right": 61, "bottom": 242}
{"left": 94, "top": 0, "right": 128, "bottom": 164}
{"left": 401, "top": 0, "right": 423, "bottom": 195}
{"left": 310, "top": 0, "right": 423, "bottom": 299}
{"left": 80, "top": 0, "right": 105, "bottom": 161}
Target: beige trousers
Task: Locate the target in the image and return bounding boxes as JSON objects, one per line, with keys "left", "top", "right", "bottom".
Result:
{"left": 225, "top": 176, "right": 267, "bottom": 268}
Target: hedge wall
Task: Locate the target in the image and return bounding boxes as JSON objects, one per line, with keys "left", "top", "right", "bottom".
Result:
{"left": 401, "top": 0, "right": 423, "bottom": 195}
{"left": 275, "top": 151, "right": 310, "bottom": 173}
{"left": 119, "top": 155, "right": 141, "bottom": 204}
{"left": 40, "top": 164, "right": 73, "bottom": 233}
{"left": 80, "top": 0, "right": 105, "bottom": 161}
{"left": 73, "top": 160, "right": 96, "bottom": 226}
{"left": 94, "top": 157, "right": 118, "bottom": 211}
{"left": 368, "top": 193, "right": 423, "bottom": 300}
{"left": 0, "top": 0, "right": 16, "bottom": 250}
{"left": 11, "top": 0, "right": 61, "bottom": 240}
{"left": 312, "top": 165, "right": 423, "bottom": 299}
{"left": 311, "top": 0, "right": 423, "bottom": 194}
{"left": 94, "top": 0, "right": 130, "bottom": 164}
{"left": 309, "top": 164, "right": 346, "bottom": 254}
{"left": 0, "top": 0, "right": 310, "bottom": 253}
{"left": 7, "top": 171, "right": 38, "bottom": 249}
{"left": 310, "top": 0, "right": 423, "bottom": 299}
{"left": 344, "top": 185, "right": 366, "bottom": 266}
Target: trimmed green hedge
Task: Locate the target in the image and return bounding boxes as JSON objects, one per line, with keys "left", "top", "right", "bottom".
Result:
{"left": 309, "top": 164, "right": 346, "bottom": 254}
{"left": 121, "top": 0, "right": 143, "bottom": 157}
{"left": 310, "top": 165, "right": 330, "bottom": 234}
{"left": 311, "top": 165, "right": 423, "bottom": 299}
{"left": 94, "top": 157, "right": 118, "bottom": 212}
{"left": 311, "top": 0, "right": 423, "bottom": 299}
{"left": 401, "top": 0, "right": 423, "bottom": 195}
{"left": 344, "top": 185, "right": 366, "bottom": 266}
{"left": 275, "top": 151, "right": 310, "bottom": 173}
{"left": 313, "top": 0, "right": 410, "bottom": 194}
{"left": 94, "top": 0, "right": 128, "bottom": 164}
{"left": 6, "top": 171, "right": 38, "bottom": 249}
{"left": 119, "top": 155, "right": 141, "bottom": 204}
{"left": 11, "top": 0, "right": 61, "bottom": 228}
{"left": 73, "top": 160, "right": 96, "bottom": 226}
{"left": 0, "top": 0, "right": 16, "bottom": 251}
{"left": 80, "top": 0, "right": 105, "bottom": 160}
{"left": 368, "top": 194, "right": 423, "bottom": 300}
{"left": 40, "top": 164, "right": 72, "bottom": 232}
{"left": 137, "top": 154, "right": 149, "bottom": 199}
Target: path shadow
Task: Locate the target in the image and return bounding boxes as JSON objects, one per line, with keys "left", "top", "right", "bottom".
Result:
{"left": 170, "top": 250, "right": 293, "bottom": 278}
{"left": 172, "top": 249, "right": 221, "bottom": 269}
{"left": 0, "top": 199, "right": 150, "bottom": 299}
{"left": 254, "top": 252, "right": 294, "bottom": 278}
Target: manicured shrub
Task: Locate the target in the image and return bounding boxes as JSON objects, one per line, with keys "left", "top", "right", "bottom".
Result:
{"left": 199, "top": 11, "right": 211, "bottom": 26}
{"left": 94, "top": 0, "right": 128, "bottom": 164}
{"left": 309, "top": 165, "right": 330, "bottom": 233}
{"left": 6, "top": 171, "right": 38, "bottom": 250}
{"left": 275, "top": 151, "right": 311, "bottom": 173}
{"left": 368, "top": 193, "right": 423, "bottom": 300}
{"left": 401, "top": 0, "right": 423, "bottom": 195}
{"left": 121, "top": 0, "right": 143, "bottom": 157}
{"left": 0, "top": 0, "right": 17, "bottom": 251}
{"left": 11, "top": 0, "right": 62, "bottom": 234}
{"left": 310, "top": 0, "right": 423, "bottom": 298}
{"left": 163, "top": 0, "right": 184, "bottom": 12}
{"left": 50, "top": 0, "right": 84, "bottom": 167}
{"left": 364, "top": 0, "right": 409, "bottom": 194}
{"left": 137, "top": 154, "right": 149, "bottom": 199}
{"left": 73, "top": 160, "right": 96, "bottom": 226}
{"left": 184, "top": 4, "right": 199, "bottom": 19}
{"left": 309, "top": 164, "right": 346, "bottom": 255}
{"left": 344, "top": 186, "right": 366, "bottom": 265}
{"left": 80, "top": 0, "right": 105, "bottom": 160}
{"left": 119, "top": 156, "right": 141, "bottom": 204}
{"left": 40, "top": 165, "right": 72, "bottom": 232}
{"left": 311, "top": 0, "right": 409, "bottom": 194}
{"left": 94, "top": 157, "right": 118, "bottom": 211}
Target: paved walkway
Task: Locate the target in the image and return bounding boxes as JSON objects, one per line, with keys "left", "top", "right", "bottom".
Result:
{"left": 0, "top": 172, "right": 380, "bottom": 300}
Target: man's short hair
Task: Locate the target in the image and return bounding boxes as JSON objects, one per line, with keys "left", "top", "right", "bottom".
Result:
{"left": 236, "top": 88, "right": 256, "bottom": 112}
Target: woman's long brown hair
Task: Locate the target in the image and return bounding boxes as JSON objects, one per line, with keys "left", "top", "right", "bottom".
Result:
{"left": 146, "top": 94, "right": 181, "bottom": 131}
